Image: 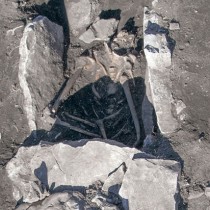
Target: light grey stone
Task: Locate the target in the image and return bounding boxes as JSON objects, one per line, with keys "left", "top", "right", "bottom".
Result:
{"left": 64, "top": 0, "right": 91, "bottom": 36}
{"left": 79, "top": 29, "right": 96, "bottom": 44}
{"left": 6, "top": 139, "right": 180, "bottom": 208}
{"left": 64, "top": 0, "right": 100, "bottom": 37}
{"left": 6, "top": 139, "right": 138, "bottom": 203}
{"left": 169, "top": 22, "right": 180, "bottom": 30}
{"left": 143, "top": 7, "right": 178, "bottom": 134}
{"left": 119, "top": 158, "right": 181, "bottom": 210}
{"left": 79, "top": 18, "right": 119, "bottom": 44}
{"left": 93, "top": 19, "right": 119, "bottom": 40}
{"left": 18, "top": 16, "right": 63, "bottom": 132}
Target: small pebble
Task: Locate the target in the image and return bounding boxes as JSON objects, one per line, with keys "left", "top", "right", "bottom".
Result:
{"left": 169, "top": 22, "right": 180, "bottom": 30}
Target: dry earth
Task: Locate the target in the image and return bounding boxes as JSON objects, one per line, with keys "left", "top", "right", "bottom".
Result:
{"left": 0, "top": 0, "right": 210, "bottom": 209}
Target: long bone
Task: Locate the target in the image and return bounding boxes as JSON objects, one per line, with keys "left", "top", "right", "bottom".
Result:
{"left": 120, "top": 75, "right": 141, "bottom": 145}
{"left": 56, "top": 117, "right": 100, "bottom": 138}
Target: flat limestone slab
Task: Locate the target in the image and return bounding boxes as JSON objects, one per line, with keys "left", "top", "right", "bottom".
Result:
{"left": 143, "top": 7, "right": 178, "bottom": 134}
{"left": 6, "top": 139, "right": 180, "bottom": 209}
{"left": 6, "top": 139, "right": 138, "bottom": 203}
{"left": 119, "top": 158, "right": 180, "bottom": 210}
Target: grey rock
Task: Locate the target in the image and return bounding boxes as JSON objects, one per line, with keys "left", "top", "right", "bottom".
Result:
{"left": 18, "top": 16, "right": 64, "bottom": 131}
{"left": 6, "top": 139, "right": 139, "bottom": 203}
{"left": 64, "top": 0, "right": 99, "bottom": 37}
{"left": 6, "top": 139, "right": 180, "bottom": 208}
{"left": 119, "top": 158, "right": 181, "bottom": 210}
{"left": 143, "top": 7, "right": 179, "bottom": 134}
{"left": 79, "top": 18, "right": 119, "bottom": 44}
{"left": 64, "top": 0, "right": 91, "bottom": 37}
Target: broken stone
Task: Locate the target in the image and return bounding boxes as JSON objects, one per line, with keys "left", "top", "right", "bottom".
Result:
{"left": 6, "top": 139, "right": 138, "bottom": 203}
{"left": 169, "top": 22, "right": 180, "bottom": 30}
{"left": 18, "top": 16, "right": 63, "bottom": 131}
{"left": 6, "top": 139, "right": 180, "bottom": 209}
{"left": 64, "top": 0, "right": 92, "bottom": 37}
{"left": 16, "top": 191, "right": 91, "bottom": 210}
{"left": 119, "top": 158, "right": 181, "bottom": 210}
{"left": 64, "top": 0, "right": 100, "bottom": 38}
{"left": 143, "top": 7, "right": 179, "bottom": 134}
{"left": 79, "top": 18, "right": 119, "bottom": 44}
{"left": 143, "top": 7, "right": 171, "bottom": 69}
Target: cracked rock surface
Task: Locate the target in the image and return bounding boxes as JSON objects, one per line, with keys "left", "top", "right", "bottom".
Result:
{"left": 6, "top": 139, "right": 180, "bottom": 210}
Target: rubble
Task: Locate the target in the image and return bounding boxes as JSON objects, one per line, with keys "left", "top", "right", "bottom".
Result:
{"left": 119, "top": 158, "right": 181, "bottom": 210}
{"left": 6, "top": 139, "right": 180, "bottom": 210}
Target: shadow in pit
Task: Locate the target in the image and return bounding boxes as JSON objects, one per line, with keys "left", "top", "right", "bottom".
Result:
{"left": 22, "top": 75, "right": 187, "bottom": 209}
{"left": 24, "top": 76, "right": 147, "bottom": 147}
